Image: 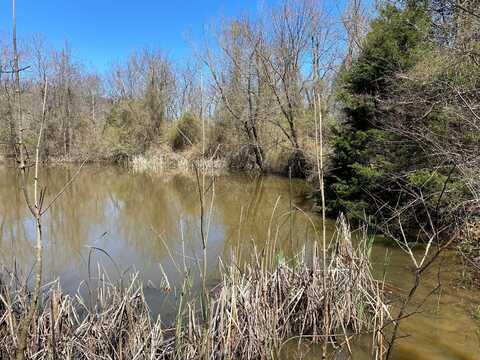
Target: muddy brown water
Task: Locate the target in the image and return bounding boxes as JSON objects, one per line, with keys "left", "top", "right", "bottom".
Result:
{"left": 0, "top": 165, "right": 478, "bottom": 359}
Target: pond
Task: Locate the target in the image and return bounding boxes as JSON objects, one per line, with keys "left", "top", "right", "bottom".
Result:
{"left": 0, "top": 165, "right": 478, "bottom": 359}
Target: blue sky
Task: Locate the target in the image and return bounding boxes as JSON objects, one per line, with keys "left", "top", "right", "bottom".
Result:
{"left": 0, "top": 0, "right": 350, "bottom": 73}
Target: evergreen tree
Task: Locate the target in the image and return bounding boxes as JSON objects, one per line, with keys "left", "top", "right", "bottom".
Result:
{"left": 326, "top": 2, "right": 430, "bottom": 220}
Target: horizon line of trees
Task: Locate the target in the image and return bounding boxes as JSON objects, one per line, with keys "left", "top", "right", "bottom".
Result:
{"left": 1, "top": 0, "right": 479, "bottom": 234}
{"left": 0, "top": 0, "right": 340, "bottom": 165}
{"left": 0, "top": 0, "right": 359, "bottom": 175}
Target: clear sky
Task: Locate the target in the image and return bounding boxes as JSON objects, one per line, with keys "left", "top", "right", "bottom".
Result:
{"left": 0, "top": 0, "right": 350, "bottom": 73}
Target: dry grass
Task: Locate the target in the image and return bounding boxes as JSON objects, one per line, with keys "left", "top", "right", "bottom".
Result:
{"left": 0, "top": 216, "right": 388, "bottom": 359}
{"left": 131, "top": 146, "right": 226, "bottom": 175}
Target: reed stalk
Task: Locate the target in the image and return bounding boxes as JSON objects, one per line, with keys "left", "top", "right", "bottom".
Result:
{"left": 0, "top": 215, "right": 388, "bottom": 359}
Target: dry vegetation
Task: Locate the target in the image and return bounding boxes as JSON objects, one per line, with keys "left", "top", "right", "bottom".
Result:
{"left": 130, "top": 147, "right": 226, "bottom": 175}
{"left": 0, "top": 0, "right": 341, "bottom": 180}
{"left": 2, "top": 0, "right": 480, "bottom": 358}
{"left": 0, "top": 216, "right": 388, "bottom": 359}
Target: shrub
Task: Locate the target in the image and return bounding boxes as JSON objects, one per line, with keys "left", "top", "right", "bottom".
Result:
{"left": 168, "top": 112, "right": 201, "bottom": 151}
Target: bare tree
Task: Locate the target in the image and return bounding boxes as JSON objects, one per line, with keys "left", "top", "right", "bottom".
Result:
{"left": 11, "top": 4, "right": 49, "bottom": 360}
{"left": 105, "top": 49, "right": 177, "bottom": 153}
{"left": 202, "top": 18, "right": 268, "bottom": 170}
{"left": 342, "top": 0, "right": 369, "bottom": 69}
{"left": 254, "top": 0, "right": 337, "bottom": 175}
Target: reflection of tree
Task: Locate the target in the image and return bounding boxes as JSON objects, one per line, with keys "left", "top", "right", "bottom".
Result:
{"left": 0, "top": 166, "right": 121, "bottom": 271}
{"left": 113, "top": 172, "right": 183, "bottom": 261}
{"left": 0, "top": 165, "right": 331, "bottom": 290}
{"left": 0, "top": 166, "right": 34, "bottom": 264}
{"left": 211, "top": 175, "right": 328, "bottom": 260}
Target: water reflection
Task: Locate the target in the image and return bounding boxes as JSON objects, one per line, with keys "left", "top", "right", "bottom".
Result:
{"left": 0, "top": 165, "right": 478, "bottom": 359}
{"left": 0, "top": 165, "right": 321, "bottom": 294}
{"left": 281, "top": 239, "right": 480, "bottom": 360}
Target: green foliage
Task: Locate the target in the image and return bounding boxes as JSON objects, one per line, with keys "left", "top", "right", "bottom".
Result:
{"left": 168, "top": 112, "right": 201, "bottom": 151}
{"left": 327, "top": 2, "right": 431, "bottom": 222}
{"left": 472, "top": 306, "right": 480, "bottom": 321}
{"left": 342, "top": 4, "right": 429, "bottom": 96}
{"left": 103, "top": 101, "right": 147, "bottom": 159}
{"left": 405, "top": 169, "right": 446, "bottom": 190}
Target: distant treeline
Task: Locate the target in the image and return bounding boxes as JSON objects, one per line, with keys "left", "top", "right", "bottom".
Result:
{"left": 1, "top": 0, "right": 342, "bottom": 178}
{"left": 1, "top": 0, "right": 479, "bottom": 238}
